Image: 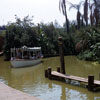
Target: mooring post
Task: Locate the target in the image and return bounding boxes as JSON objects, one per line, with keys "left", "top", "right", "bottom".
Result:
{"left": 48, "top": 67, "right": 52, "bottom": 79}
{"left": 45, "top": 70, "right": 48, "bottom": 78}
{"left": 99, "top": 73, "right": 100, "bottom": 81}
{"left": 57, "top": 67, "right": 60, "bottom": 72}
{"left": 58, "top": 37, "right": 65, "bottom": 74}
{"left": 88, "top": 76, "right": 94, "bottom": 91}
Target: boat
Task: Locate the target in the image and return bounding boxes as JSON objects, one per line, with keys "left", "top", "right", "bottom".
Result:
{"left": 0, "top": 51, "right": 3, "bottom": 56}
{"left": 10, "top": 46, "right": 43, "bottom": 68}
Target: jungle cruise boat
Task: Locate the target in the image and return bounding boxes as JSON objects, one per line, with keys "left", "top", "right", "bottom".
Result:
{"left": 10, "top": 46, "right": 43, "bottom": 68}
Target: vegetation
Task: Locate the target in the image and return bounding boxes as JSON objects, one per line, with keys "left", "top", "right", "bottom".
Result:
{"left": 76, "top": 26, "right": 100, "bottom": 61}
{"left": 59, "top": 0, "right": 100, "bottom": 62}
{"left": 2, "top": 0, "right": 100, "bottom": 62}
{"left": 4, "top": 15, "right": 74, "bottom": 59}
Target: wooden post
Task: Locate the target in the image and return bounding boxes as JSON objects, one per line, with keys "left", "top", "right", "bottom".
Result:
{"left": 88, "top": 76, "right": 94, "bottom": 91}
{"left": 45, "top": 70, "right": 48, "bottom": 78}
{"left": 48, "top": 67, "right": 52, "bottom": 79}
{"left": 58, "top": 37, "right": 65, "bottom": 74}
{"left": 57, "top": 67, "right": 60, "bottom": 72}
{"left": 99, "top": 73, "right": 100, "bottom": 81}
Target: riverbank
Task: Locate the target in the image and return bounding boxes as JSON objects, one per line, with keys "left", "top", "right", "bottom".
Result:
{"left": 0, "top": 82, "right": 41, "bottom": 100}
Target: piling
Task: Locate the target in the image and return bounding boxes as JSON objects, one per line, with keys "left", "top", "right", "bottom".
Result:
{"left": 45, "top": 70, "right": 48, "bottom": 78}
{"left": 48, "top": 67, "right": 52, "bottom": 79}
{"left": 58, "top": 37, "right": 65, "bottom": 74}
{"left": 99, "top": 73, "right": 100, "bottom": 81}
{"left": 88, "top": 75, "right": 94, "bottom": 91}
{"left": 57, "top": 67, "right": 60, "bottom": 72}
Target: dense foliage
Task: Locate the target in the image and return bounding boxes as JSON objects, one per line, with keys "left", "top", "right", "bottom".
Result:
{"left": 3, "top": 0, "right": 100, "bottom": 62}
{"left": 59, "top": 0, "right": 100, "bottom": 62}
{"left": 4, "top": 16, "right": 76, "bottom": 59}
{"left": 76, "top": 26, "right": 100, "bottom": 61}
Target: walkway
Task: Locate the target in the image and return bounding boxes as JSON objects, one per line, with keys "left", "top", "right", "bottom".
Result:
{"left": 0, "top": 82, "right": 41, "bottom": 100}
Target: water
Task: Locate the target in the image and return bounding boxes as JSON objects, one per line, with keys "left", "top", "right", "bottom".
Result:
{"left": 0, "top": 56, "right": 100, "bottom": 100}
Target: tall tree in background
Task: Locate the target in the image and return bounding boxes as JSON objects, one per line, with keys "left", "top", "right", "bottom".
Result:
{"left": 89, "top": 2, "right": 94, "bottom": 26}
{"left": 97, "top": 0, "right": 100, "bottom": 21}
{"left": 94, "top": 0, "right": 100, "bottom": 26}
{"left": 84, "top": 0, "right": 88, "bottom": 26}
{"left": 59, "top": 0, "right": 75, "bottom": 54}
{"left": 59, "top": 0, "right": 69, "bottom": 33}
{"left": 69, "top": 1, "right": 82, "bottom": 29}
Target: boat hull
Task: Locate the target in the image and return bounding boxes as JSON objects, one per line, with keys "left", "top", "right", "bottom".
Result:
{"left": 11, "top": 59, "right": 41, "bottom": 68}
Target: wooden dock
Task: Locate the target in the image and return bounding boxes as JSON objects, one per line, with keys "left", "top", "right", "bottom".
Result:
{"left": 0, "top": 82, "right": 42, "bottom": 100}
{"left": 45, "top": 67, "right": 100, "bottom": 92}
{"left": 52, "top": 71, "right": 100, "bottom": 86}
{"left": 45, "top": 37, "right": 100, "bottom": 92}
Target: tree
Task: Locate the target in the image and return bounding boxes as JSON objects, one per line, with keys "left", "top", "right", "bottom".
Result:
{"left": 94, "top": 0, "right": 100, "bottom": 26}
{"left": 84, "top": 0, "right": 89, "bottom": 26}
{"left": 59, "top": 0, "right": 69, "bottom": 33}
{"left": 4, "top": 16, "right": 39, "bottom": 59}
{"left": 89, "top": 2, "right": 94, "bottom": 26}
{"left": 69, "top": 1, "right": 82, "bottom": 29}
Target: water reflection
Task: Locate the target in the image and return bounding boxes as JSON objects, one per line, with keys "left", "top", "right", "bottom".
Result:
{"left": 0, "top": 56, "right": 100, "bottom": 100}
{"left": 48, "top": 80, "right": 100, "bottom": 100}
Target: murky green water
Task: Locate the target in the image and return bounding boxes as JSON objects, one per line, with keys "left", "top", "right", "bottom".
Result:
{"left": 0, "top": 56, "right": 100, "bottom": 100}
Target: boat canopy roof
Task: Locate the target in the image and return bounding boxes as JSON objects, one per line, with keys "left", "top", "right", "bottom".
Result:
{"left": 11, "top": 46, "right": 41, "bottom": 52}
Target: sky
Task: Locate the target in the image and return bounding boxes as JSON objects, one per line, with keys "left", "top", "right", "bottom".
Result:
{"left": 0, "top": 0, "right": 82, "bottom": 26}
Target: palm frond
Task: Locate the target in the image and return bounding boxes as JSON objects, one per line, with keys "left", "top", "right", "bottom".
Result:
{"left": 69, "top": 5, "right": 77, "bottom": 11}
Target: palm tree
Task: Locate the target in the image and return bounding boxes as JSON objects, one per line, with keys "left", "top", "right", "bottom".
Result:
{"left": 94, "top": 0, "right": 100, "bottom": 26}
{"left": 59, "top": 0, "right": 69, "bottom": 33}
{"left": 59, "top": 0, "right": 76, "bottom": 54}
{"left": 84, "top": 0, "right": 89, "bottom": 26}
{"left": 81, "top": 14, "right": 84, "bottom": 26}
{"left": 68, "top": 1, "right": 82, "bottom": 29}
{"left": 89, "top": 2, "right": 94, "bottom": 26}
{"left": 88, "top": 0, "right": 100, "bottom": 26}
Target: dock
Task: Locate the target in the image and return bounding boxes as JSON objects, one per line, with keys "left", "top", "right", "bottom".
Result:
{"left": 52, "top": 71, "right": 100, "bottom": 86}
{"left": 45, "top": 37, "right": 100, "bottom": 92}
{"left": 0, "top": 82, "right": 41, "bottom": 100}
{"left": 45, "top": 67, "right": 100, "bottom": 92}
